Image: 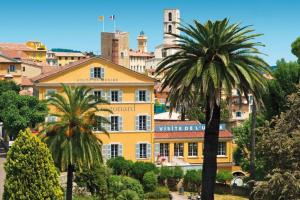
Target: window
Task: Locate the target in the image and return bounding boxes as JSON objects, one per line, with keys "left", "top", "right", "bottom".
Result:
{"left": 138, "top": 90, "right": 146, "bottom": 101}
{"left": 71, "top": 57, "right": 74, "bottom": 60}
{"left": 218, "top": 142, "right": 226, "bottom": 156}
{"left": 168, "top": 12, "right": 172, "bottom": 21}
{"left": 45, "top": 89, "right": 57, "bottom": 99}
{"left": 111, "top": 144, "right": 119, "bottom": 158}
{"left": 236, "top": 111, "right": 242, "bottom": 118}
{"left": 94, "top": 67, "right": 102, "bottom": 78}
{"left": 174, "top": 143, "right": 184, "bottom": 157}
{"left": 188, "top": 143, "right": 198, "bottom": 156}
{"left": 59, "top": 57, "right": 62, "bottom": 60}
{"left": 8, "top": 65, "right": 16, "bottom": 72}
{"left": 93, "top": 90, "right": 102, "bottom": 101}
{"left": 162, "top": 49, "right": 167, "bottom": 57}
{"left": 111, "top": 116, "right": 119, "bottom": 131}
{"left": 46, "top": 116, "right": 56, "bottom": 123}
{"left": 91, "top": 67, "right": 104, "bottom": 79}
{"left": 121, "top": 52, "right": 124, "bottom": 59}
{"left": 168, "top": 25, "right": 172, "bottom": 33}
{"left": 111, "top": 90, "right": 119, "bottom": 102}
{"left": 160, "top": 143, "right": 169, "bottom": 157}
{"left": 138, "top": 115, "right": 146, "bottom": 130}
{"left": 22, "top": 67, "right": 25, "bottom": 72}
{"left": 139, "top": 143, "right": 147, "bottom": 159}
{"left": 65, "top": 57, "right": 68, "bottom": 60}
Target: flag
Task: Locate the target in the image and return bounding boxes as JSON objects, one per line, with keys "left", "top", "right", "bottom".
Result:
{"left": 109, "top": 15, "right": 115, "bottom": 21}
{"left": 99, "top": 16, "right": 104, "bottom": 21}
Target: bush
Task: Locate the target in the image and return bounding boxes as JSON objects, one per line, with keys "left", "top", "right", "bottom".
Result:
{"left": 108, "top": 175, "right": 144, "bottom": 199}
{"left": 143, "top": 171, "right": 158, "bottom": 192}
{"left": 116, "top": 189, "right": 140, "bottom": 200}
{"left": 145, "top": 186, "right": 170, "bottom": 199}
{"left": 183, "top": 170, "right": 202, "bottom": 192}
{"left": 3, "top": 129, "right": 63, "bottom": 200}
{"left": 131, "top": 162, "right": 157, "bottom": 181}
{"left": 216, "top": 170, "right": 233, "bottom": 184}
{"left": 173, "top": 166, "right": 184, "bottom": 180}
{"left": 159, "top": 166, "right": 173, "bottom": 184}
{"left": 107, "top": 157, "right": 133, "bottom": 175}
{"left": 75, "top": 164, "right": 110, "bottom": 199}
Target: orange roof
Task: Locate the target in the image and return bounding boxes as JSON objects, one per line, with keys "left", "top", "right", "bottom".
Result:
{"left": 0, "top": 43, "right": 34, "bottom": 51}
{"left": 0, "top": 49, "right": 28, "bottom": 60}
{"left": 21, "top": 76, "right": 33, "bottom": 86}
{"left": 0, "top": 54, "right": 20, "bottom": 63}
{"left": 129, "top": 50, "right": 154, "bottom": 57}
{"left": 154, "top": 130, "right": 232, "bottom": 139}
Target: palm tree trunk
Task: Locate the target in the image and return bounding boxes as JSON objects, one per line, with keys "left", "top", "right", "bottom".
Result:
{"left": 66, "top": 164, "right": 74, "bottom": 200}
{"left": 201, "top": 101, "right": 221, "bottom": 200}
{"left": 249, "top": 101, "right": 257, "bottom": 179}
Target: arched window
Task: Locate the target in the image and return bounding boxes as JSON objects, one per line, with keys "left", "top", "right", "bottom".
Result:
{"left": 168, "top": 25, "right": 172, "bottom": 33}
{"left": 168, "top": 12, "right": 172, "bottom": 21}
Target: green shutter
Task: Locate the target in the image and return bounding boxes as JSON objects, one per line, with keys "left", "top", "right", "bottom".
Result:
{"left": 135, "top": 115, "right": 139, "bottom": 131}
{"left": 90, "top": 67, "right": 94, "bottom": 78}
{"left": 136, "top": 143, "right": 140, "bottom": 159}
{"left": 118, "top": 144, "right": 123, "bottom": 157}
{"left": 119, "top": 116, "right": 123, "bottom": 132}
{"left": 100, "top": 67, "right": 105, "bottom": 79}
{"left": 147, "top": 143, "right": 151, "bottom": 158}
{"left": 135, "top": 90, "right": 139, "bottom": 102}
{"left": 146, "top": 115, "right": 151, "bottom": 131}
{"left": 107, "top": 90, "right": 111, "bottom": 102}
{"left": 146, "top": 90, "right": 150, "bottom": 102}
{"left": 119, "top": 90, "right": 123, "bottom": 102}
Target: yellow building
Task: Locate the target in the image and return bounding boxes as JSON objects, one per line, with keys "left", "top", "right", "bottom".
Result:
{"left": 53, "top": 52, "right": 86, "bottom": 66}
{"left": 32, "top": 56, "right": 234, "bottom": 170}
{"left": 32, "top": 56, "right": 156, "bottom": 162}
{"left": 154, "top": 120, "right": 234, "bottom": 171}
{"left": 0, "top": 54, "right": 22, "bottom": 83}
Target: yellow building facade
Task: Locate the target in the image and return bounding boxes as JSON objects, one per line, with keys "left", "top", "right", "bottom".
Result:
{"left": 0, "top": 54, "right": 22, "bottom": 84}
{"left": 33, "top": 57, "right": 156, "bottom": 162}
{"left": 25, "top": 41, "right": 47, "bottom": 62}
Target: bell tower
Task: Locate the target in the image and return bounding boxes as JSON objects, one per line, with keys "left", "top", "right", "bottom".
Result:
{"left": 163, "top": 9, "right": 180, "bottom": 44}
{"left": 137, "top": 31, "right": 148, "bottom": 52}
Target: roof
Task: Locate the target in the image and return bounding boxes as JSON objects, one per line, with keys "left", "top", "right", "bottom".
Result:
{"left": 21, "top": 76, "right": 33, "bottom": 86}
{"left": 54, "top": 52, "right": 86, "bottom": 57}
{"left": 0, "top": 43, "right": 35, "bottom": 51}
{"left": 0, "top": 54, "right": 20, "bottom": 63}
{"left": 32, "top": 56, "right": 157, "bottom": 82}
{"left": 0, "top": 49, "right": 28, "bottom": 60}
{"left": 129, "top": 50, "right": 154, "bottom": 57}
{"left": 154, "top": 130, "right": 232, "bottom": 139}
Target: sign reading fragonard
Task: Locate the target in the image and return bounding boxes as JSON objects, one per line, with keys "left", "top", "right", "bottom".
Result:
{"left": 155, "top": 124, "right": 226, "bottom": 132}
{"left": 109, "top": 106, "right": 135, "bottom": 112}
{"left": 76, "top": 78, "right": 119, "bottom": 82}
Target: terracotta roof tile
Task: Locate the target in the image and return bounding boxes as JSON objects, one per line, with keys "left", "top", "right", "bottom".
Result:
{"left": 0, "top": 43, "right": 34, "bottom": 51}
{"left": 0, "top": 49, "right": 28, "bottom": 60}
{"left": 21, "top": 76, "right": 33, "bottom": 86}
{"left": 154, "top": 130, "right": 232, "bottom": 139}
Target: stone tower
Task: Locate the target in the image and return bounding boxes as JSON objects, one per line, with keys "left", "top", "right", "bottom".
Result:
{"left": 163, "top": 9, "right": 180, "bottom": 44}
{"left": 137, "top": 31, "right": 148, "bottom": 52}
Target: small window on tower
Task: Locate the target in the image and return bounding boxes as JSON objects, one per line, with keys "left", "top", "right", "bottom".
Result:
{"left": 168, "top": 25, "right": 172, "bottom": 33}
{"left": 168, "top": 12, "right": 172, "bottom": 21}
{"left": 121, "top": 52, "right": 124, "bottom": 59}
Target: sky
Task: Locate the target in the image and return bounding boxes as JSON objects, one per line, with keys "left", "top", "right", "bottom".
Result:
{"left": 1, "top": 0, "right": 300, "bottom": 65}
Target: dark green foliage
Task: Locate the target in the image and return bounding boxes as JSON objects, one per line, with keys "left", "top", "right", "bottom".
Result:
{"left": 158, "top": 166, "right": 184, "bottom": 190}
{"left": 145, "top": 186, "right": 170, "bottom": 199}
{"left": 3, "top": 129, "right": 63, "bottom": 200}
{"left": 107, "top": 157, "right": 133, "bottom": 175}
{"left": 74, "top": 164, "right": 110, "bottom": 198}
{"left": 183, "top": 170, "right": 202, "bottom": 192}
{"left": 173, "top": 166, "right": 184, "bottom": 180}
{"left": 51, "top": 48, "right": 81, "bottom": 53}
{"left": 142, "top": 171, "right": 158, "bottom": 192}
{"left": 130, "top": 162, "right": 157, "bottom": 181}
{"left": 158, "top": 166, "right": 173, "bottom": 184}
{"left": 216, "top": 170, "right": 233, "bottom": 184}
{"left": 292, "top": 37, "right": 300, "bottom": 64}
{"left": 0, "top": 80, "right": 20, "bottom": 95}
{"left": 116, "top": 189, "right": 140, "bottom": 200}
{"left": 250, "top": 170, "right": 300, "bottom": 200}
{"left": 0, "top": 90, "right": 47, "bottom": 138}
{"left": 108, "top": 175, "right": 144, "bottom": 199}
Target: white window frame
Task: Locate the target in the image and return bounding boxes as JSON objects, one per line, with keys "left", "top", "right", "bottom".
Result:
{"left": 139, "top": 143, "right": 147, "bottom": 159}
{"left": 9, "top": 65, "right": 16, "bottom": 72}
{"left": 188, "top": 142, "right": 198, "bottom": 157}
{"left": 160, "top": 143, "right": 169, "bottom": 157}
{"left": 110, "top": 144, "right": 119, "bottom": 158}
{"left": 110, "top": 115, "right": 120, "bottom": 132}
{"left": 217, "top": 142, "right": 227, "bottom": 156}
{"left": 45, "top": 89, "right": 57, "bottom": 100}
{"left": 93, "top": 89, "right": 103, "bottom": 101}
{"left": 138, "top": 115, "right": 147, "bottom": 131}
{"left": 174, "top": 143, "right": 184, "bottom": 157}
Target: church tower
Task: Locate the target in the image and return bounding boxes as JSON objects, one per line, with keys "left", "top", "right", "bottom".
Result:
{"left": 163, "top": 9, "right": 180, "bottom": 44}
{"left": 137, "top": 31, "right": 148, "bottom": 52}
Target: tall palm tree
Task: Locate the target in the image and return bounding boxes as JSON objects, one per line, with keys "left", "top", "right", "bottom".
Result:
{"left": 43, "top": 84, "right": 111, "bottom": 200}
{"left": 156, "top": 18, "right": 270, "bottom": 200}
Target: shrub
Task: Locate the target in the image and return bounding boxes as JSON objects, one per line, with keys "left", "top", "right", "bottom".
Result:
{"left": 173, "top": 166, "right": 184, "bottom": 180}
{"left": 145, "top": 186, "right": 170, "bottom": 199}
{"left": 216, "top": 170, "right": 233, "bottom": 184}
{"left": 183, "top": 170, "right": 202, "bottom": 192}
{"left": 143, "top": 171, "right": 158, "bottom": 192}
{"left": 159, "top": 166, "right": 173, "bottom": 184}
{"left": 131, "top": 162, "right": 157, "bottom": 181}
{"left": 107, "top": 157, "right": 133, "bottom": 175}
{"left": 108, "top": 175, "right": 144, "bottom": 199}
{"left": 116, "top": 189, "right": 140, "bottom": 200}
{"left": 2, "top": 129, "right": 63, "bottom": 200}
{"left": 75, "top": 164, "right": 110, "bottom": 199}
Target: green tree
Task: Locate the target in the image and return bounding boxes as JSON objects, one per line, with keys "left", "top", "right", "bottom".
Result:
{"left": 130, "top": 162, "right": 157, "bottom": 182}
{"left": 0, "top": 90, "right": 47, "bottom": 139}
{"left": 183, "top": 170, "right": 202, "bottom": 192}
{"left": 107, "top": 157, "right": 133, "bottom": 175}
{"left": 116, "top": 190, "right": 140, "bottom": 200}
{"left": 142, "top": 171, "right": 158, "bottom": 192}
{"left": 291, "top": 37, "right": 300, "bottom": 64}
{"left": 43, "top": 84, "right": 112, "bottom": 200}
{"left": 0, "top": 80, "right": 20, "bottom": 95}
{"left": 156, "top": 18, "right": 270, "bottom": 199}
{"left": 3, "top": 129, "right": 63, "bottom": 200}
{"left": 216, "top": 170, "right": 233, "bottom": 184}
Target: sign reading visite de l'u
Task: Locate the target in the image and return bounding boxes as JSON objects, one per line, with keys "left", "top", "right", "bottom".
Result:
{"left": 155, "top": 124, "right": 226, "bottom": 132}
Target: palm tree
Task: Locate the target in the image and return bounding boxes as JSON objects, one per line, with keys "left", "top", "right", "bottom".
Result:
{"left": 43, "top": 84, "right": 111, "bottom": 200}
{"left": 156, "top": 18, "right": 270, "bottom": 200}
